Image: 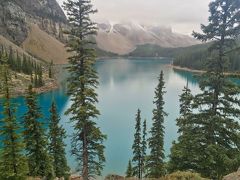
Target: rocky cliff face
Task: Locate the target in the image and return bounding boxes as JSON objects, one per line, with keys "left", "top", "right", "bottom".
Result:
{"left": 0, "top": 0, "right": 66, "bottom": 45}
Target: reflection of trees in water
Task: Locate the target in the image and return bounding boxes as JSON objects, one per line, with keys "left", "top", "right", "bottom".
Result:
{"left": 174, "top": 69, "right": 240, "bottom": 88}
{"left": 96, "top": 59, "right": 173, "bottom": 86}
{"left": 173, "top": 69, "right": 199, "bottom": 86}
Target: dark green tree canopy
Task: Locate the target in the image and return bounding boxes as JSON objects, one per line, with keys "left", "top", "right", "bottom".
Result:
{"left": 147, "top": 71, "right": 167, "bottom": 178}
{"left": 49, "top": 101, "right": 70, "bottom": 178}
{"left": 63, "top": 0, "right": 106, "bottom": 179}
{"left": 0, "top": 57, "right": 28, "bottom": 179}
{"left": 132, "top": 109, "right": 142, "bottom": 179}
{"left": 23, "top": 85, "right": 53, "bottom": 178}
{"left": 169, "top": 0, "right": 240, "bottom": 179}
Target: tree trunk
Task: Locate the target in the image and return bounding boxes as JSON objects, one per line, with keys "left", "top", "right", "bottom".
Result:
{"left": 82, "top": 128, "right": 88, "bottom": 180}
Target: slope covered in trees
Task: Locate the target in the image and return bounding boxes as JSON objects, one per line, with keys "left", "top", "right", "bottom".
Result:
{"left": 128, "top": 41, "right": 240, "bottom": 72}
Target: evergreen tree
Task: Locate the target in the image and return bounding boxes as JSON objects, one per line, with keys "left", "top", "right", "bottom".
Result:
{"left": 16, "top": 52, "right": 22, "bottom": 73}
{"left": 63, "top": 0, "right": 106, "bottom": 179}
{"left": 38, "top": 65, "right": 44, "bottom": 87}
{"left": 126, "top": 160, "right": 134, "bottom": 178}
{"left": 0, "top": 51, "right": 8, "bottom": 91}
{"left": 169, "top": 0, "right": 240, "bottom": 179}
{"left": 22, "top": 54, "right": 28, "bottom": 74}
{"left": 34, "top": 69, "right": 38, "bottom": 88}
{"left": 0, "top": 54, "right": 28, "bottom": 179}
{"left": 146, "top": 71, "right": 167, "bottom": 178}
{"left": 168, "top": 83, "right": 196, "bottom": 172}
{"left": 176, "top": 81, "right": 193, "bottom": 134}
{"left": 8, "top": 46, "right": 14, "bottom": 69}
{"left": 49, "top": 101, "right": 70, "bottom": 178}
{"left": 141, "top": 119, "right": 147, "bottom": 177}
{"left": 49, "top": 60, "right": 53, "bottom": 78}
{"left": 132, "top": 109, "right": 142, "bottom": 179}
{"left": 23, "top": 85, "right": 53, "bottom": 178}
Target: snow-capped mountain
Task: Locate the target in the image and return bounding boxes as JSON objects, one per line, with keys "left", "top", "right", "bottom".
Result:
{"left": 96, "top": 21, "right": 199, "bottom": 55}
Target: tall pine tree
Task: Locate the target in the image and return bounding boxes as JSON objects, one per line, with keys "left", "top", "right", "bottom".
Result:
{"left": 168, "top": 83, "right": 196, "bottom": 173}
{"left": 132, "top": 109, "right": 142, "bottom": 179}
{"left": 63, "top": 0, "right": 106, "bottom": 179}
{"left": 0, "top": 54, "right": 28, "bottom": 179}
{"left": 141, "top": 119, "right": 147, "bottom": 178}
{"left": 146, "top": 71, "right": 167, "bottom": 178}
{"left": 49, "top": 101, "right": 70, "bottom": 178}
{"left": 169, "top": 0, "right": 240, "bottom": 179}
{"left": 23, "top": 85, "right": 53, "bottom": 178}
{"left": 126, "top": 160, "right": 134, "bottom": 178}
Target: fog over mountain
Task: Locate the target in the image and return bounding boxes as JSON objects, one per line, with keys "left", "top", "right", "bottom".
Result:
{"left": 96, "top": 21, "right": 199, "bottom": 54}
{"left": 57, "top": 0, "right": 211, "bottom": 35}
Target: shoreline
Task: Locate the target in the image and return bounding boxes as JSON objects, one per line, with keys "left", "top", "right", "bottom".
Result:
{"left": 3, "top": 60, "right": 240, "bottom": 98}
{"left": 0, "top": 79, "right": 59, "bottom": 98}
{"left": 170, "top": 64, "right": 205, "bottom": 74}
{"left": 171, "top": 64, "right": 240, "bottom": 77}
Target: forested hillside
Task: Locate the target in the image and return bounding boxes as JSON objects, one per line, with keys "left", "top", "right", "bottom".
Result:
{"left": 128, "top": 41, "right": 240, "bottom": 71}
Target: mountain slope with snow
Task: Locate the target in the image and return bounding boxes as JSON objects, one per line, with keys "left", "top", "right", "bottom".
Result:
{"left": 96, "top": 21, "right": 199, "bottom": 55}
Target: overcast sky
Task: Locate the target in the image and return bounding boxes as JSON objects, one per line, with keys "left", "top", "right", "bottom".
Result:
{"left": 57, "top": 0, "right": 211, "bottom": 35}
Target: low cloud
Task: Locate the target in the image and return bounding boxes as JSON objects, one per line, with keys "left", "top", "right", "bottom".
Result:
{"left": 57, "top": 0, "right": 211, "bottom": 35}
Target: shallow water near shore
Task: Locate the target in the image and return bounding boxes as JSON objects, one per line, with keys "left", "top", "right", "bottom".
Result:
{"left": 0, "top": 58, "right": 201, "bottom": 176}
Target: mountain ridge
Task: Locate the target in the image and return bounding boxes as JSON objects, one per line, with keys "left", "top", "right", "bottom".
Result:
{"left": 0, "top": 0, "right": 200, "bottom": 64}
{"left": 96, "top": 21, "right": 199, "bottom": 55}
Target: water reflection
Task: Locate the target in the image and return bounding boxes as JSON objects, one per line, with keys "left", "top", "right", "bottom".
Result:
{"left": 0, "top": 58, "right": 201, "bottom": 176}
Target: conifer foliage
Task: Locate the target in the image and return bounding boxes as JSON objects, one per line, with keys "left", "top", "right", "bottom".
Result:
{"left": 0, "top": 45, "right": 45, "bottom": 88}
{"left": 147, "top": 71, "right": 167, "bottom": 178}
{"left": 132, "top": 109, "right": 142, "bottom": 179}
{"left": 49, "top": 101, "right": 70, "bottom": 178}
{"left": 192, "top": 0, "right": 240, "bottom": 178}
{"left": 0, "top": 55, "right": 28, "bottom": 179}
{"left": 126, "top": 160, "right": 134, "bottom": 178}
{"left": 23, "top": 85, "right": 53, "bottom": 178}
{"left": 141, "top": 119, "right": 147, "bottom": 176}
{"left": 168, "top": 83, "right": 196, "bottom": 172}
{"left": 169, "top": 0, "right": 240, "bottom": 179}
{"left": 63, "top": 0, "right": 106, "bottom": 179}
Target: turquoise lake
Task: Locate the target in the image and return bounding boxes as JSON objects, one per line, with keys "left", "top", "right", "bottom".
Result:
{"left": 0, "top": 58, "right": 202, "bottom": 176}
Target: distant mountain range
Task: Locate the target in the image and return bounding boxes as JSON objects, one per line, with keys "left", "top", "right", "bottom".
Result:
{"left": 96, "top": 21, "right": 199, "bottom": 55}
{"left": 0, "top": 0, "right": 200, "bottom": 64}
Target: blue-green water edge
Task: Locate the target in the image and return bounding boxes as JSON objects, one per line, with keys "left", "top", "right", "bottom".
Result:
{"left": 0, "top": 58, "right": 202, "bottom": 176}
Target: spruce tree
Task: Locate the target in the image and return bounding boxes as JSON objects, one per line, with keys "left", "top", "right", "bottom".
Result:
{"left": 170, "top": 0, "right": 240, "bottom": 178}
{"left": 0, "top": 54, "right": 28, "bottom": 179}
{"left": 126, "top": 160, "right": 134, "bottom": 178}
{"left": 146, "top": 71, "right": 167, "bottom": 178}
{"left": 38, "top": 65, "right": 44, "bottom": 87}
{"left": 34, "top": 70, "right": 38, "bottom": 88}
{"left": 23, "top": 85, "right": 53, "bottom": 178}
{"left": 0, "top": 51, "right": 8, "bottom": 91}
{"left": 49, "top": 60, "right": 53, "bottom": 78}
{"left": 176, "top": 81, "right": 193, "bottom": 134}
{"left": 132, "top": 109, "right": 142, "bottom": 179}
{"left": 63, "top": 0, "right": 106, "bottom": 179}
{"left": 168, "top": 83, "right": 196, "bottom": 172}
{"left": 8, "top": 46, "right": 14, "bottom": 69}
{"left": 16, "top": 52, "right": 21, "bottom": 73}
{"left": 141, "top": 119, "right": 147, "bottom": 177}
{"left": 49, "top": 101, "right": 70, "bottom": 178}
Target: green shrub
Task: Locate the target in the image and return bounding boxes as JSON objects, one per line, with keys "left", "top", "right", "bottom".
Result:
{"left": 163, "top": 171, "right": 208, "bottom": 180}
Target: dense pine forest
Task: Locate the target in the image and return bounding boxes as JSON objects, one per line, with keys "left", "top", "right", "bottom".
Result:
{"left": 128, "top": 41, "right": 240, "bottom": 72}
{"left": 0, "top": 0, "right": 240, "bottom": 179}
{"left": 0, "top": 45, "right": 46, "bottom": 88}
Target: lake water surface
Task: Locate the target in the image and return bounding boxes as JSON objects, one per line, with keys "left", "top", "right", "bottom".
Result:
{"left": 1, "top": 58, "right": 201, "bottom": 176}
